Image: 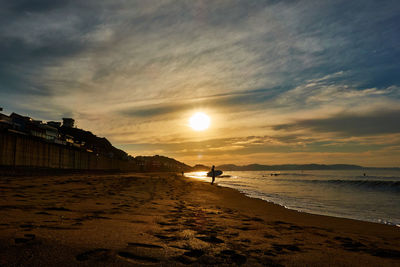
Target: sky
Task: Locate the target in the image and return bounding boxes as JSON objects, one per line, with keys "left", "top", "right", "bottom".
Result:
{"left": 1, "top": 0, "right": 399, "bottom": 167}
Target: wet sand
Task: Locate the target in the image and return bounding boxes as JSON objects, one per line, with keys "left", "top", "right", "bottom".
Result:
{"left": 0, "top": 172, "right": 399, "bottom": 266}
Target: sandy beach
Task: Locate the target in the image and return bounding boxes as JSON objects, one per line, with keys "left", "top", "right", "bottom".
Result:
{"left": 0, "top": 172, "right": 399, "bottom": 266}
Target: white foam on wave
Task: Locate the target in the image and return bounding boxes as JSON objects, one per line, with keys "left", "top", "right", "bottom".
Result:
{"left": 185, "top": 170, "right": 400, "bottom": 225}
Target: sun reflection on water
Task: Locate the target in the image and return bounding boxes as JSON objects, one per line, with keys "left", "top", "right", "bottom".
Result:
{"left": 184, "top": 171, "right": 209, "bottom": 182}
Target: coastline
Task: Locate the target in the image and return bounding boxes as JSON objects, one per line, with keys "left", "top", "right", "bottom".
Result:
{"left": 186, "top": 170, "right": 400, "bottom": 227}
{"left": 215, "top": 182, "right": 400, "bottom": 227}
{"left": 0, "top": 172, "right": 399, "bottom": 266}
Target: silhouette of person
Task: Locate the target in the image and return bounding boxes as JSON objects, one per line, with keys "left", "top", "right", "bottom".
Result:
{"left": 211, "top": 165, "right": 215, "bottom": 184}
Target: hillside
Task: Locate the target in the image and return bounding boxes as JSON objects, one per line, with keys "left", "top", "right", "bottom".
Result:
{"left": 59, "top": 126, "right": 129, "bottom": 160}
{"left": 134, "top": 155, "right": 192, "bottom": 172}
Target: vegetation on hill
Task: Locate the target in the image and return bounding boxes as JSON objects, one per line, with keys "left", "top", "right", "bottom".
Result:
{"left": 59, "top": 126, "right": 129, "bottom": 160}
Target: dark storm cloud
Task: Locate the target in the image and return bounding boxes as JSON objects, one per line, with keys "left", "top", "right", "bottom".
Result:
{"left": 1, "top": 0, "right": 399, "bottom": 100}
{"left": 0, "top": 1, "right": 100, "bottom": 97}
{"left": 7, "top": 0, "right": 71, "bottom": 13}
{"left": 274, "top": 110, "right": 400, "bottom": 136}
{"left": 0, "top": 34, "right": 88, "bottom": 90}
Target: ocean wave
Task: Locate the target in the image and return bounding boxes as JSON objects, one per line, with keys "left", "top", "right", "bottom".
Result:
{"left": 270, "top": 173, "right": 315, "bottom": 177}
{"left": 354, "top": 175, "right": 400, "bottom": 179}
{"left": 277, "top": 179, "right": 400, "bottom": 191}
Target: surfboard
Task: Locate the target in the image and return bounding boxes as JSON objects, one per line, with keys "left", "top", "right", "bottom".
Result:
{"left": 207, "top": 170, "right": 223, "bottom": 177}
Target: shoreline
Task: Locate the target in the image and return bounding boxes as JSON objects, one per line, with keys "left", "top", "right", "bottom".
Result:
{"left": 184, "top": 175, "right": 399, "bottom": 235}
{"left": 213, "top": 181, "right": 400, "bottom": 227}
{"left": 185, "top": 170, "right": 400, "bottom": 227}
{"left": 0, "top": 172, "right": 399, "bottom": 266}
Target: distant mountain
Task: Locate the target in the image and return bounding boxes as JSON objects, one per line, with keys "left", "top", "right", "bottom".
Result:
{"left": 216, "top": 164, "right": 366, "bottom": 171}
{"left": 215, "top": 164, "right": 238, "bottom": 170}
{"left": 191, "top": 164, "right": 210, "bottom": 171}
{"left": 134, "top": 155, "right": 193, "bottom": 172}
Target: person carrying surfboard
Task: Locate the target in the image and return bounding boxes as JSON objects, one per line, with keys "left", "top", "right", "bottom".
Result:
{"left": 211, "top": 165, "right": 215, "bottom": 184}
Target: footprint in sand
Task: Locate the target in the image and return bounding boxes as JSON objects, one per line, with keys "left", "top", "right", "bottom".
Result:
{"left": 127, "top": 242, "right": 163, "bottom": 249}
{"left": 369, "top": 248, "right": 400, "bottom": 259}
{"left": 236, "top": 226, "right": 255, "bottom": 231}
{"left": 45, "top": 207, "right": 72, "bottom": 212}
{"left": 35, "top": 211, "right": 52, "bottom": 215}
{"left": 14, "top": 234, "right": 36, "bottom": 244}
{"left": 263, "top": 233, "right": 277, "bottom": 239}
{"left": 163, "top": 228, "right": 180, "bottom": 233}
{"left": 173, "top": 255, "right": 197, "bottom": 265}
{"left": 154, "top": 234, "right": 179, "bottom": 242}
{"left": 19, "top": 223, "right": 35, "bottom": 229}
{"left": 119, "top": 242, "right": 165, "bottom": 263}
{"left": 272, "top": 243, "right": 301, "bottom": 254}
{"left": 218, "top": 250, "right": 247, "bottom": 265}
{"left": 130, "top": 220, "right": 147, "bottom": 224}
{"left": 183, "top": 249, "right": 205, "bottom": 258}
{"left": 195, "top": 235, "right": 224, "bottom": 244}
{"left": 118, "top": 251, "right": 160, "bottom": 263}
{"left": 75, "top": 248, "right": 111, "bottom": 261}
{"left": 157, "top": 221, "right": 175, "bottom": 226}
{"left": 332, "top": 236, "right": 400, "bottom": 259}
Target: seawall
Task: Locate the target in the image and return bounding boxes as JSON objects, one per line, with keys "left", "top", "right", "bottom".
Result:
{"left": 0, "top": 130, "right": 138, "bottom": 172}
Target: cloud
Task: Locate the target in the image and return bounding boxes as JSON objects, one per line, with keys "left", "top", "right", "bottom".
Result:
{"left": 1, "top": 0, "right": 400, "bottom": 166}
{"left": 274, "top": 109, "right": 400, "bottom": 136}
{"left": 276, "top": 73, "right": 399, "bottom": 108}
{"left": 7, "top": 0, "right": 72, "bottom": 13}
{"left": 2, "top": 0, "right": 399, "bottom": 110}
{"left": 118, "top": 86, "right": 282, "bottom": 119}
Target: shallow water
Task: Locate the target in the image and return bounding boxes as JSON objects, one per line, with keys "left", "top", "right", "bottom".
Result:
{"left": 185, "top": 170, "right": 400, "bottom": 226}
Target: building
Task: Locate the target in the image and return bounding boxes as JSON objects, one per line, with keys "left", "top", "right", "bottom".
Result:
{"left": 28, "top": 123, "right": 46, "bottom": 139}
{"left": 0, "top": 113, "right": 11, "bottom": 122}
{"left": 42, "top": 125, "right": 59, "bottom": 141}
{"left": 47, "top": 121, "right": 61, "bottom": 128}
{"left": 0, "top": 113, "right": 12, "bottom": 130}
{"left": 62, "top": 118, "right": 75, "bottom": 128}
{"left": 10, "top": 113, "right": 32, "bottom": 132}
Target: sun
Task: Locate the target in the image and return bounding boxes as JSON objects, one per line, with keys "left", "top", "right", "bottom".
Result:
{"left": 189, "top": 112, "right": 210, "bottom": 131}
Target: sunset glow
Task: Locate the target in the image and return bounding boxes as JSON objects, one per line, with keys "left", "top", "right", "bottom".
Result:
{"left": 189, "top": 112, "right": 210, "bottom": 131}
{"left": 0, "top": 2, "right": 399, "bottom": 264}
{"left": 0, "top": 1, "right": 399, "bottom": 167}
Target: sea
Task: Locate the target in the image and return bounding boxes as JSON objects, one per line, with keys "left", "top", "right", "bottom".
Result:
{"left": 184, "top": 170, "right": 400, "bottom": 226}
